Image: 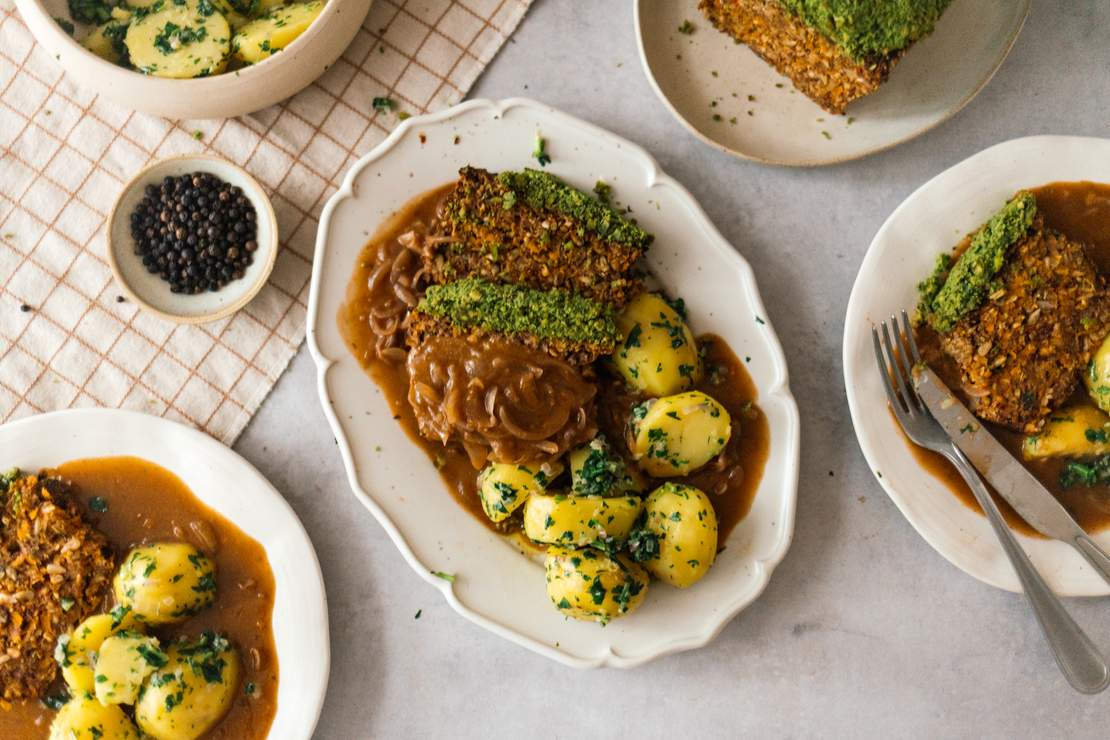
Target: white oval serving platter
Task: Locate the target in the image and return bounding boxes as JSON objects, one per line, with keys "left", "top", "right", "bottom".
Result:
{"left": 635, "top": 0, "right": 1029, "bottom": 166}
{"left": 844, "top": 135, "right": 1110, "bottom": 597}
{"left": 0, "top": 408, "right": 330, "bottom": 737}
{"left": 308, "top": 98, "right": 800, "bottom": 668}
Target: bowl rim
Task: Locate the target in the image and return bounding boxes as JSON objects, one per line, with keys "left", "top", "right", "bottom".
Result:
{"left": 106, "top": 153, "right": 279, "bottom": 325}
{"left": 17, "top": 0, "right": 339, "bottom": 88}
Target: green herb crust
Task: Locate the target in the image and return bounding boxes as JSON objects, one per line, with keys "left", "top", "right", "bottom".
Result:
{"left": 430, "top": 167, "right": 649, "bottom": 307}
{"left": 921, "top": 191, "right": 1037, "bottom": 333}
{"left": 408, "top": 277, "right": 618, "bottom": 363}
{"left": 778, "top": 0, "right": 953, "bottom": 60}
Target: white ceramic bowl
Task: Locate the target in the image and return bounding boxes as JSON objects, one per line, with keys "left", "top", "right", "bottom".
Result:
{"left": 844, "top": 135, "right": 1110, "bottom": 596}
{"left": 14, "top": 0, "right": 372, "bottom": 119}
{"left": 308, "top": 98, "right": 801, "bottom": 668}
{"left": 0, "top": 408, "right": 329, "bottom": 738}
{"left": 107, "top": 154, "right": 277, "bottom": 324}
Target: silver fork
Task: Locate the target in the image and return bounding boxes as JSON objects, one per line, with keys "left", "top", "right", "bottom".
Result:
{"left": 873, "top": 311, "right": 1109, "bottom": 694}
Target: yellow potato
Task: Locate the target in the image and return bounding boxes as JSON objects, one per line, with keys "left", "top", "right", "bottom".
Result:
{"left": 232, "top": 1, "right": 323, "bottom": 64}
{"left": 209, "top": 0, "right": 250, "bottom": 28}
{"left": 629, "top": 391, "right": 732, "bottom": 476}
{"left": 545, "top": 546, "right": 648, "bottom": 623}
{"left": 1023, "top": 405, "right": 1110, "bottom": 460}
{"left": 136, "top": 632, "right": 241, "bottom": 740}
{"left": 81, "top": 20, "right": 129, "bottom": 64}
{"left": 567, "top": 436, "right": 645, "bottom": 497}
{"left": 94, "top": 631, "right": 167, "bottom": 706}
{"left": 126, "top": 0, "right": 231, "bottom": 78}
{"left": 55, "top": 610, "right": 142, "bottom": 695}
{"left": 522, "top": 492, "right": 642, "bottom": 548}
{"left": 114, "top": 543, "right": 217, "bottom": 626}
{"left": 49, "top": 695, "right": 140, "bottom": 740}
{"left": 476, "top": 460, "right": 562, "bottom": 523}
{"left": 1088, "top": 335, "right": 1110, "bottom": 414}
{"left": 611, "top": 292, "right": 701, "bottom": 396}
{"left": 639, "top": 483, "right": 718, "bottom": 588}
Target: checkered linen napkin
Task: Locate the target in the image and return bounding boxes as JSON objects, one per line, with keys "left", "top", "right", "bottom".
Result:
{"left": 0, "top": 0, "right": 530, "bottom": 444}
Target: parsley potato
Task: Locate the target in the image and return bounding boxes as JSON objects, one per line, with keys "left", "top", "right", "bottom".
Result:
{"left": 135, "top": 632, "right": 241, "bottom": 740}
{"left": 639, "top": 483, "right": 718, "bottom": 588}
{"left": 522, "top": 492, "right": 642, "bottom": 547}
{"left": 1087, "top": 335, "right": 1110, "bottom": 414}
{"left": 94, "top": 632, "right": 167, "bottom": 706}
{"left": 114, "top": 543, "right": 217, "bottom": 626}
{"left": 232, "top": 1, "right": 324, "bottom": 64}
{"left": 1023, "top": 405, "right": 1110, "bottom": 460}
{"left": 544, "top": 546, "right": 649, "bottom": 623}
{"left": 55, "top": 611, "right": 141, "bottom": 695}
{"left": 125, "top": 0, "right": 231, "bottom": 78}
{"left": 81, "top": 20, "right": 129, "bottom": 64}
{"left": 612, "top": 292, "right": 701, "bottom": 396}
{"left": 477, "top": 460, "right": 562, "bottom": 522}
{"left": 629, "top": 391, "right": 732, "bottom": 476}
{"left": 568, "top": 436, "right": 644, "bottom": 497}
{"left": 49, "top": 695, "right": 141, "bottom": 740}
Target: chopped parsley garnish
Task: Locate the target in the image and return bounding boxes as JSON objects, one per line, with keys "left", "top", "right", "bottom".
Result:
{"left": 593, "top": 180, "right": 612, "bottom": 204}
{"left": 677, "top": 19, "right": 695, "bottom": 34}
{"left": 67, "top": 0, "right": 111, "bottom": 23}
{"left": 41, "top": 690, "right": 69, "bottom": 710}
{"left": 372, "top": 96, "right": 396, "bottom": 112}
{"left": 60, "top": 596, "right": 75, "bottom": 612}
{"left": 138, "top": 643, "right": 169, "bottom": 668}
{"left": 588, "top": 578, "right": 607, "bottom": 605}
{"left": 532, "top": 133, "right": 551, "bottom": 167}
{"left": 1060, "top": 456, "right": 1110, "bottom": 489}
{"left": 89, "top": 496, "right": 108, "bottom": 513}
{"left": 431, "top": 570, "right": 455, "bottom": 583}
{"left": 574, "top": 438, "right": 625, "bottom": 496}
{"left": 153, "top": 22, "right": 208, "bottom": 55}
{"left": 1086, "top": 428, "right": 1108, "bottom": 443}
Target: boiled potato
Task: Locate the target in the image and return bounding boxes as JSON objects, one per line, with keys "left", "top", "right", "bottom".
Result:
{"left": 81, "top": 20, "right": 129, "bottom": 64}
{"left": 639, "top": 483, "right": 718, "bottom": 588}
{"left": 1088, "top": 335, "right": 1110, "bottom": 414}
{"left": 49, "top": 695, "right": 140, "bottom": 740}
{"left": 477, "top": 460, "right": 562, "bottom": 523}
{"left": 126, "top": 0, "right": 231, "bottom": 78}
{"left": 136, "top": 632, "right": 240, "bottom": 740}
{"left": 1023, "top": 405, "right": 1110, "bottom": 460}
{"left": 611, "top": 292, "right": 700, "bottom": 396}
{"left": 629, "top": 391, "right": 731, "bottom": 476}
{"left": 545, "top": 546, "right": 648, "bottom": 623}
{"left": 114, "top": 543, "right": 216, "bottom": 626}
{"left": 232, "top": 1, "right": 323, "bottom": 64}
{"left": 209, "top": 0, "right": 251, "bottom": 28}
{"left": 94, "top": 631, "right": 167, "bottom": 706}
{"left": 522, "top": 492, "right": 642, "bottom": 548}
{"left": 568, "top": 436, "right": 645, "bottom": 497}
{"left": 55, "top": 610, "right": 141, "bottom": 695}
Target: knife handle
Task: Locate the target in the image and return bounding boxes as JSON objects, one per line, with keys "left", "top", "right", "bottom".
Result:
{"left": 947, "top": 446, "right": 1109, "bottom": 694}
{"left": 1073, "top": 536, "right": 1110, "bottom": 591}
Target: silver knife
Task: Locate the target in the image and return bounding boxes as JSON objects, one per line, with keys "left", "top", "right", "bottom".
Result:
{"left": 913, "top": 365, "right": 1110, "bottom": 588}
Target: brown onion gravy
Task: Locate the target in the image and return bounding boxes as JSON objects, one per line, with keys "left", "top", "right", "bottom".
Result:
{"left": 0, "top": 457, "right": 278, "bottom": 739}
{"left": 908, "top": 181, "right": 1110, "bottom": 535}
{"left": 338, "top": 183, "right": 770, "bottom": 541}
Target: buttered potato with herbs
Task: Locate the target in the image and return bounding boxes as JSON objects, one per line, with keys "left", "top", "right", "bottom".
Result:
{"left": 1023, "top": 405, "right": 1110, "bottom": 460}
{"left": 114, "top": 543, "right": 216, "bottom": 625}
{"left": 136, "top": 632, "right": 241, "bottom": 740}
{"left": 612, "top": 292, "right": 701, "bottom": 396}
{"left": 55, "top": 610, "right": 141, "bottom": 695}
{"left": 629, "top": 390, "right": 732, "bottom": 477}
{"left": 81, "top": 19, "right": 129, "bottom": 63}
{"left": 125, "top": 0, "right": 231, "bottom": 78}
{"left": 49, "top": 695, "right": 141, "bottom": 740}
{"left": 94, "top": 632, "right": 167, "bottom": 706}
{"left": 477, "top": 460, "right": 562, "bottom": 522}
{"left": 523, "top": 492, "right": 642, "bottom": 548}
{"left": 545, "top": 546, "right": 649, "bottom": 623}
{"left": 637, "top": 483, "right": 718, "bottom": 588}
{"left": 1087, "top": 335, "right": 1110, "bottom": 414}
{"left": 232, "top": 1, "right": 324, "bottom": 63}
{"left": 568, "top": 436, "right": 645, "bottom": 497}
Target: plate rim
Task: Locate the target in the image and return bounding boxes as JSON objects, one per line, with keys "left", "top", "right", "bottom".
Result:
{"left": 843, "top": 134, "right": 1110, "bottom": 597}
{"left": 632, "top": 0, "right": 1030, "bottom": 167}
{"left": 306, "top": 96, "right": 802, "bottom": 668}
{"left": 0, "top": 407, "right": 331, "bottom": 737}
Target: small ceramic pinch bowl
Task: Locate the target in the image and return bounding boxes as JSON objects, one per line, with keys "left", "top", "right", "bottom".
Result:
{"left": 107, "top": 154, "right": 278, "bottom": 324}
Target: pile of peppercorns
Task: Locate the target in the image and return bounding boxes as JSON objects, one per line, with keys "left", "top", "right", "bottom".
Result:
{"left": 130, "top": 173, "right": 259, "bottom": 294}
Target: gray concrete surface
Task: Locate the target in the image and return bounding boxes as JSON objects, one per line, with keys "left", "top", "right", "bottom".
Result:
{"left": 235, "top": 1, "right": 1110, "bottom": 736}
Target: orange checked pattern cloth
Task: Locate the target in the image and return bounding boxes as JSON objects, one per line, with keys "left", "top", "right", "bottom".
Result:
{"left": 0, "top": 0, "right": 530, "bottom": 444}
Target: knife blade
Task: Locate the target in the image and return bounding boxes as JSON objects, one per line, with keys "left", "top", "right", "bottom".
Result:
{"left": 912, "top": 365, "right": 1086, "bottom": 542}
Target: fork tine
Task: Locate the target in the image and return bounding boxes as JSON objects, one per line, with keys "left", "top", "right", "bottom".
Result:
{"left": 893, "top": 314, "right": 924, "bottom": 413}
{"left": 872, "top": 326, "right": 908, "bottom": 416}
{"left": 881, "top": 320, "right": 916, "bottom": 417}
{"left": 900, "top": 310, "right": 923, "bottom": 365}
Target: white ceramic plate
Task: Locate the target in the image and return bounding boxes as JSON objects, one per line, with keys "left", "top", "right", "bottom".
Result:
{"left": 634, "top": 0, "right": 1028, "bottom": 166}
{"left": 308, "top": 98, "right": 800, "bottom": 668}
{"left": 15, "top": 0, "right": 371, "bottom": 119}
{"left": 0, "top": 409, "right": 329, "bottom": 737}
{"left": 844, "top": 135, "right": 1110, "bottom": 597}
